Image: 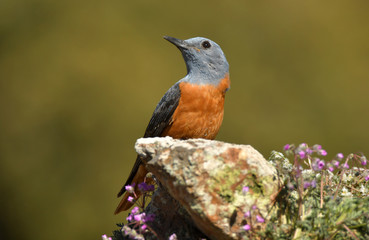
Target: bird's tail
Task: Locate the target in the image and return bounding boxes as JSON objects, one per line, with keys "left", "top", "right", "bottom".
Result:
{"left": 114, "top": 164, "right": 148, "bottom": 214}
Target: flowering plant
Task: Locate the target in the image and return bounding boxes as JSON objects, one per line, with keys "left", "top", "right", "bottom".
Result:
{"left": 105, "top": 143, "right": 369, "bottom": 239}
{"left": 109, "top": 174, "right": 157, "bottom": 240}
{"left": 247, "top": 143, "right": 369, "bottom": 239}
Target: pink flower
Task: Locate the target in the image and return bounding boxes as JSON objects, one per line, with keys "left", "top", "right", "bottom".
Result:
{"left": 306, "top": 148, "right": 313, "bottom": 155}
{"left": 256, "top": 215, "right": 265, "bottom": 223}
{"left": 298, "top": 151, "right": 306, "bottom": 159}
{"left": 243, "top": 224, "right": 251, "bottom": 231}
{"left": 300, "top": 143, "right": 308, "bottom": 148}
{"left": 361, "top": 157, "right": 367, "bottom": 166}
{"left": 337, "top": 153, "right": 344, "bottom": 159}
{"left": 244, "top": 211, "right": 251, "bottom": 218}
{"left": 169, "top": 234, "right": 178, "bottom": 240}
{"left": 314, "top": 144, "right": 322, "bottom": 150}
{"left": 319, "top": 149, "right": 327, "bottom": 156}
{"left": 134, "top": 213, "right": 145, "bottom": 222}
{"left": 318, "top": 160, "right": 325, "bottom": 169}
{"left": 125, "top": 185, "right": 135, "bottom": 193}
{"left": 343, "top": 163, "right": 349, "bottom": 169}
{"left": 131, "top": 206, "right": 139, "bottom": 214}
{"left": 242, "top": 186, "right": 249, "bottom": 194}
{"left": 102, "top": 234, "right": 112, "bottom": 240}
{"left": 141, "top": 224, "right": 147, "bottom": 231}
{"left": 283, "top": 144, "right": 290, "bottom": 151}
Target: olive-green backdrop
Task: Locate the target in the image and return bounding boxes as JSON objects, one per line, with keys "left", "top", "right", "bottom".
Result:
{"left": 1, "top": 1, "right": 368, "bottom": 239}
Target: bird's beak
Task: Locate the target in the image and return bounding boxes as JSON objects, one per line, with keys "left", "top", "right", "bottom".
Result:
{"left": 164, "top": 36, "right": 187, "bottom": 49}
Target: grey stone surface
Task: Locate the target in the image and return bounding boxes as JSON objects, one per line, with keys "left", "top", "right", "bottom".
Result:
{"left": 135, "top": 137, "right": 279, "bottom": 240}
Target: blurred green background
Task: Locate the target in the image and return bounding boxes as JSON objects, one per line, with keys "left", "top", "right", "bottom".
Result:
{"left": 1, "top": 0, "right": 368, "bottom": 239}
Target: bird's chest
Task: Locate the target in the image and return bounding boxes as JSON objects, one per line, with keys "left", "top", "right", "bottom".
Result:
{"left": 162, "top": 77, "right": 230, "bottom": 139}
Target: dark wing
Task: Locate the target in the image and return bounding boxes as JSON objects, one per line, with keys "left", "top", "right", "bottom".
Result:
{"left": 117, "top": 82, "right": 181, "bottom": 197}
{"left": 143, "top": 82, "right": 181, "bottom": 137}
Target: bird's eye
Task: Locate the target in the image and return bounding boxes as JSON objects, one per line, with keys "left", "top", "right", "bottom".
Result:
{"left": 201, "top": 41, "right": 211, "bottom": 49}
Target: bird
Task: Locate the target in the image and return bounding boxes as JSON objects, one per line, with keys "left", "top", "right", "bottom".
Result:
{"left": 114, "top": 36, "right": 230, "bottom": 214}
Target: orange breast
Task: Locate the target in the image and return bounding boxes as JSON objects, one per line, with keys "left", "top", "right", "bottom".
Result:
{"left": 161, "top": 75, "right": 230, "bottom": 140}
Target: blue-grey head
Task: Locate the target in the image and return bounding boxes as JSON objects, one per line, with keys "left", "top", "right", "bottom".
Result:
{"left": 164, "top": 36, "right": 229, "bottom": 86}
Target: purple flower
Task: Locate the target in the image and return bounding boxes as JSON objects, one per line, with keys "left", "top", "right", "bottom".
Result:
{"left": 138, "top": 182, "right": 155, "bottom": 192}
{"left": 303, "top": 181, "right": 311, "bottom": 189}
{"left": 283, "top": 144, "right": 290, "bottom": 151}
{"left": 298, "top": 151, "right": 306, "bottom": 159}
{"left": 144, "top": 213, "right": 155, "bottom": 222}
{"left": 311, "top": 180, "right": 317, "bottom": 188}
{"left": 312, "top": 158, "right": 322, "bottom": 171}
{"left": 242, "top": 186, "right": 249, "bottom": 194}
{"left": 252, "top": 205, "right": 258, "bottom": 210}
{"left": 365, "top": 175, "right": 369, "bottom": 181}
{"left": 319, "top": 149, "right": 327, "bottom": 156}
{"left": 343, "top": 163, "right": 349, "bottom": 169}
{"left": 318, "top": 160, "right": 325, "bottom": 169}
{"left": 243, "top": 224, "right": 251, "bottom": 231}
{"left": 127, "top": 196, "right": 135, "bottom": 203}
{"left": 244, "top": 211, "right": 251, "bottom": 218}
{"left": 337, "top": 153, "right": 344, "bottom": 159}
{"left": 328, "top": 167, "right": 334, "bottom": 172}
{"left": 256, "top": 215, "right": 265, "bottom": 223}
{"left": 306, "top": 148, "right": 313, "bottom": 155}
{"left": 126, "top": 215, "right": 133, "bottom": 222}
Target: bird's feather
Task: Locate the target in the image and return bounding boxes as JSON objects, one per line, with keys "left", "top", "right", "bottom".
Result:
{"left": 116, "top": 83, "right": 181, "bottom": 198}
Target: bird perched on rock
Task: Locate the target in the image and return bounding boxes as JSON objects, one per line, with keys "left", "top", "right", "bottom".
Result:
{"left": 115, "top": 36, "right": 230, "bottom": 214}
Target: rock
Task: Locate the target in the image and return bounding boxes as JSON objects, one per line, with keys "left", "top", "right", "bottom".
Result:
{"left": 134, "top": 137, "right": 279, "bottom": 240}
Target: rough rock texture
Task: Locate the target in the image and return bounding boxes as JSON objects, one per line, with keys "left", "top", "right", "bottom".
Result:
{"left": 135, "top": 137, "right": 280, "bottom": 240}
